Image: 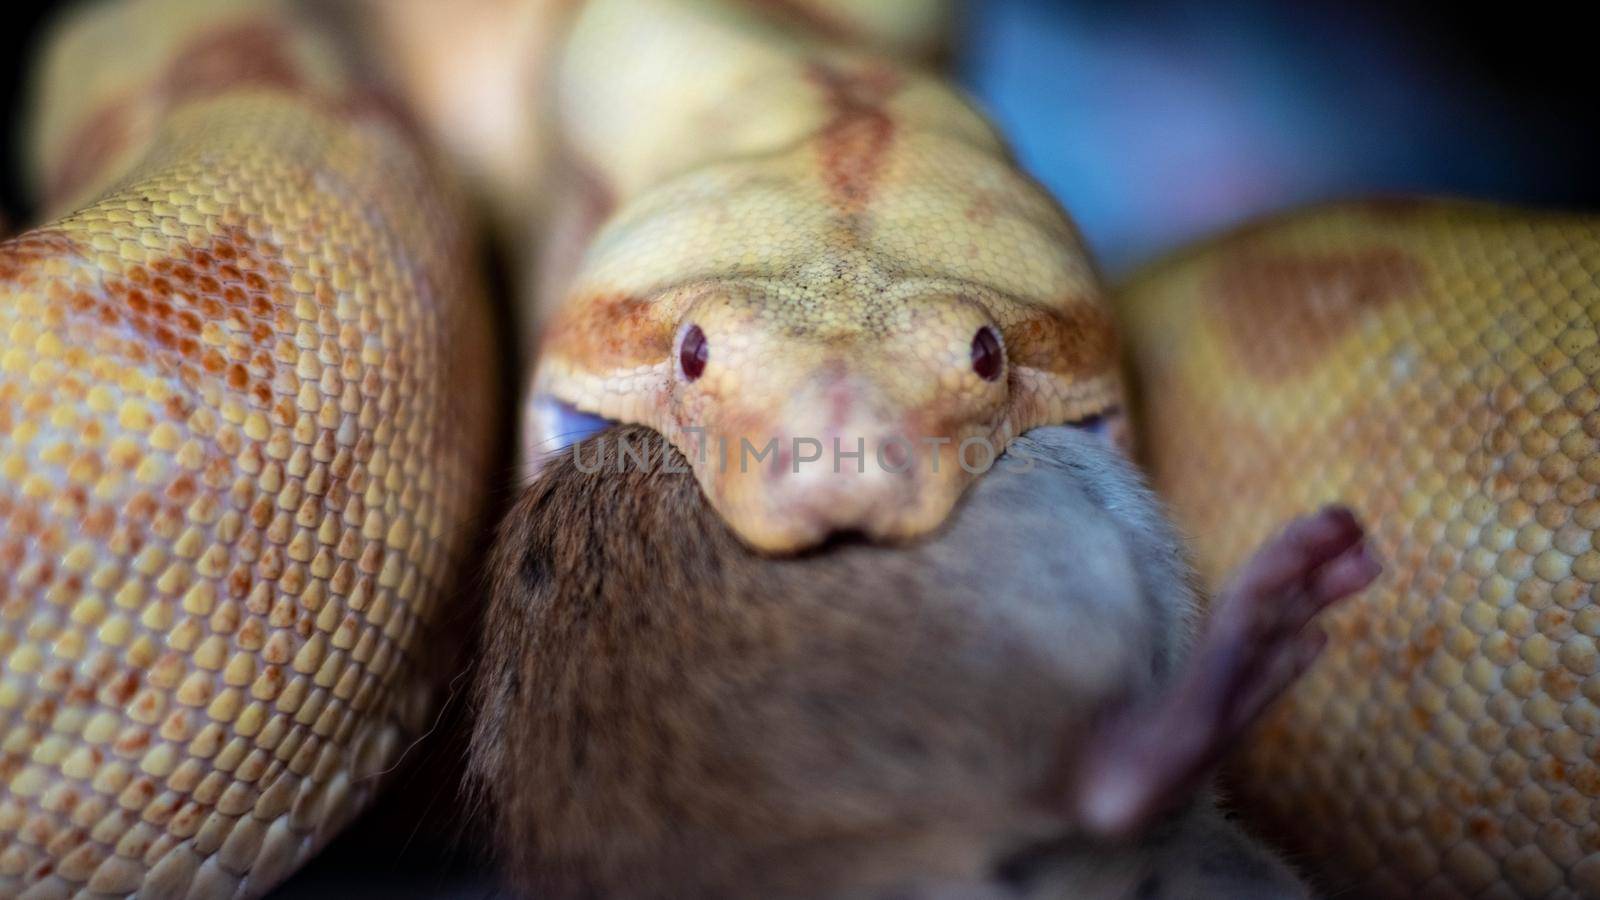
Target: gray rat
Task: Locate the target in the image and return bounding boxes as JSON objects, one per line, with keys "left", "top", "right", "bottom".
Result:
{"left": 471, "top": 424, "right": 1379, "bottom": 898}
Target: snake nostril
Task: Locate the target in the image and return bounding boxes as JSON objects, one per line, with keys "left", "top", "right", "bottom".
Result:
{"left": 680, "top": 323, "right": 708, "bottom": 380}
{"left": 879, "top": 439, "right": 909, "bottom": 470}
{"left": 971, "top": 325, "right": 1003, "bottom": 381}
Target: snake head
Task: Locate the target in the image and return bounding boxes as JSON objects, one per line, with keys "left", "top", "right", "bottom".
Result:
{"left": 666, "top": 289, "right": 1019, "bottom": 551}
{"left": 533, "top": 283, "right": 1122, "bottom": 553}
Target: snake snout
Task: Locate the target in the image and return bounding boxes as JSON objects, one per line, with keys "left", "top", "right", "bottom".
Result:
{"left": 763, "top": 426, "right": 919, "bottom": 518}
{"left": 698, "top": 372, "right": 971, "bottom": 551}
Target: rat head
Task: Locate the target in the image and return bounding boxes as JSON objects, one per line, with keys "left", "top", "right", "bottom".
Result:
{"left": 660, "top": 290, "right": 1016, "bottom": 551}
{"left": 533, "top": 282, "right": 1123, "bottom": 553}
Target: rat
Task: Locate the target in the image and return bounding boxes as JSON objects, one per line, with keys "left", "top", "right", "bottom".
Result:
{"left": 470, "top": 424, "right": 1380, "bottom": 898}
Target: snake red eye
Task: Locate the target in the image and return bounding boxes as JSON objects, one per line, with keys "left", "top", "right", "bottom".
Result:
{"left": 971, "top": 326, "right": 1002, "bottom": 381}
{"left": 680, "top": 324, "right": 708, "bottom": 380}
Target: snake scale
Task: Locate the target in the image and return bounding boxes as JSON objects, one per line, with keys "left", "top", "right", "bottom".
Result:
{"left": 0, "top": 0, "right": 494, "bottom": 896}
{"left": 1121, "top": 201, "right": 1600, "bottom": 899}
{"left": 1, "top": 1, "right": 1596, "bottom": 898}
{"left": 522, "top": 0, "right": 1121, "bottom": 553}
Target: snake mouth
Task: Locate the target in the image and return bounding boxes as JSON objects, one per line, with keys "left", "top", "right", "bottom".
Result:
{"left": 525, "top": 394, "right": 618, "bottom": 461}
{"left": 517, "top": 400, "right": 1131, "bottom": 558}
{"left": 1063, "top": 406, "right": 1129, "bottom": 454}
{"left": 526, "top": 395, "right": 1127, "bottom": 464}
{"left": 1071, "top": 410, "right": 1112, "bottom": 434}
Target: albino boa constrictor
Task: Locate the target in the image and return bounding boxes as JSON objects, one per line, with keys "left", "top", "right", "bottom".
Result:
{"left": 1, "top": 1, "right": 1596, "bottom": 899}
{"left": 522, "top": 0, "right": 1124, "bottom": 552}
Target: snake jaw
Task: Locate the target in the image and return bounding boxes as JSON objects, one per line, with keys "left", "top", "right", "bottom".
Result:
{"left": 666, "top": 405, "right": 1001, "bottom": 554}
{"left": 530, "top": 284, "right": 1127, "bottom": 552}
{"left": 644, "top": 296, "right": 1018, "bottom": 552}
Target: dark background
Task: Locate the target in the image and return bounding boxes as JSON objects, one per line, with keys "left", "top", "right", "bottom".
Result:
{"left": 964, "top": 0, "right": 1598, "bottom": 270}
{"left": 0, "top": 0, "right": 1595, "bottom": 896}
{"left": 4, "top": 0, "right": 1597, "bottom": 271}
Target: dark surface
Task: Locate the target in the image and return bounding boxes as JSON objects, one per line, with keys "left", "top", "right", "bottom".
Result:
{"left": 0, "top": 0, "right": 60, "bottom": 223}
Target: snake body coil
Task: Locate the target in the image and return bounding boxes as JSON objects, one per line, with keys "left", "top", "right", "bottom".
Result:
{"left": 1121, "top": 200, "right": 1600, "bottom": 898}
{"left": 0, "top": 0, "right": 495, "bottom": 896}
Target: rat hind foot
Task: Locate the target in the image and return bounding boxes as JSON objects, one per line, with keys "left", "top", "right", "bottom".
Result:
{"left": 1068, "top": 505, "right": 1382, "bottom": 838}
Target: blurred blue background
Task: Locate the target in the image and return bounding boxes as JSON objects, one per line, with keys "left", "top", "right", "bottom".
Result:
{"left": 960, "top": 0, "right": 1595, "bottom": 273}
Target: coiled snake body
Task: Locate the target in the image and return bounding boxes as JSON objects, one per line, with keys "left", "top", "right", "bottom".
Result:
{"left": 1121, "top": 200, "right": 1600, "bottom": 898}
{"left": 0, "top": 0, "right": 494, "bottom": 896}
{"left": 1, "top": 1, "right": 1597, "bottom": 899}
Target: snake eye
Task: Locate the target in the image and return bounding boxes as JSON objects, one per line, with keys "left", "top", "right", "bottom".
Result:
{"left": 680, "top": 324, "right": 708, "bottom": 381}
{"left": 971, "top": 326, "right": 1003, "bottom": 381}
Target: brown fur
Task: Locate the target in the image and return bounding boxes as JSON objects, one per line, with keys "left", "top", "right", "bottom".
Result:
{"left": 471, "top": 425, "right": 1307, "bottom": 899}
